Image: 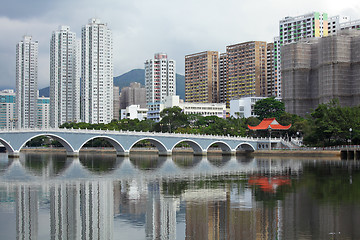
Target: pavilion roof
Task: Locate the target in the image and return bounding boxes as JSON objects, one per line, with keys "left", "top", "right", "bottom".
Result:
{"left": 248, "top": 118, "right": 291, "bottom": 130}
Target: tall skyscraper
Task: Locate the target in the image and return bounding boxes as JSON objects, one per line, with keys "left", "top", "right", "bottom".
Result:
{"left": 81, "top": 18, "right": 113, "bottom": 124}
{"left": 225, "top": 41, "right": 268, "bottom": 106}
{"left": 145, "top": 53, "right": 176, "bottom": 121}
{"left": 185, "top": 51, "right": 219, "bottom": 103}
{"left": 50, "top": 26, "right": 80, "bottom": 128}
{"left": 16, "top": 36, "right": 38, "bottom": 129}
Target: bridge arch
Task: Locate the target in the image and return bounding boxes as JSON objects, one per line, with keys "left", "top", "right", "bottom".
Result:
{"left": 0, "top": 137, "right": 15, "bottom": 153}
{"left": 236, "top": 142, "right": 256, "bottom": 152}
{"left": 171, "top": 139, "right": 203, "bottom": 154}
{"left": 19, "top": 133, "right": 75, "bottom": 153}
{"left": 129, "top": 137, "right": 168, "bottom": 154}
{"left": 78, "top": 136, "right": 126, "bottom": 153}
{"left": 206, "top": 141, "right": 232, "bottom": 154}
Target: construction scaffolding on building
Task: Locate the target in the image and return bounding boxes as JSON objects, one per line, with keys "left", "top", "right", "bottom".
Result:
{"left": 282, "top": 29, "right": 360, "bottom": 116}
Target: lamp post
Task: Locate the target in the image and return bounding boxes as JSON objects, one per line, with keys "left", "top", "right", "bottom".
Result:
{"left": 167, "top": 122, "right": 171, "bottom": 133}
{"left": 349, "top": 128, "right": 353, "bottom": 145}
{"left": 269, "top": 128, "right": 272, "bottom": 150}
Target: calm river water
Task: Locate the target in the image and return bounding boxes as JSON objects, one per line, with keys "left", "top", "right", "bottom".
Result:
{"left": 0, "top": 152, "right": 359, "bottom": 240}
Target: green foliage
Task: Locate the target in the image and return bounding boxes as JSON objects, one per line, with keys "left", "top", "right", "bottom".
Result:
{"left": 253, "top": 97, "right": 285, "bottom": 120}
{"left": 304, "top": 99, "right": 360, "bottom": 146}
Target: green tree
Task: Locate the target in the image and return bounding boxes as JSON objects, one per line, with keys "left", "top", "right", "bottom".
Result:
{"left": 253, "top": 97, "right": 285, "bottom": 120}
{"left": 304, "top": 99, "right": 360, "bottom": 146}
{"left": 156, "top": 107, "right": 188, "bottom": 132}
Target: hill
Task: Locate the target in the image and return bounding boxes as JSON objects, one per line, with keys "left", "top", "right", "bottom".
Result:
{"left": 39, "top": 69, "right": 185, "bottom": 100}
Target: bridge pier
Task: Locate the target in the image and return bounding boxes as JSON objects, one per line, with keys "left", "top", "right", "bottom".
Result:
{"left": 159, "top": 150, "right": 172, "bottom": 156}
{"left": 8, "top": 151, "right": 20, "bottom": 158}
{"left": 194, "top": 151, "right": 207, "bottom": 156}
{"left": 67, "top": 151, "right": 79, "bottom": 157}
{"left": 223, "top": 150, "right": 237, "bottom": 156}
{"left": 117, "top": 151, "right": 129, "bottom": 157}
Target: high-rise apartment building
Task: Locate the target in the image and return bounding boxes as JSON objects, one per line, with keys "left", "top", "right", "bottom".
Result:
{"left": 218, "top": 53, "right": 227, "bottom": 104}
{"left": 119, "top": 82, "right": 146, "bottom": 109}
{"left": 81, "top": 18, "right": 113, "bottom": 124}
{"left": 274, "top": 12, "right": 331, "bottom": 98}
{"left": 185, "top": 51, "right": 219, "bottom": 103}
{"left": 50, "top": 26, "right": 80, "bottom": 127}
{"left": 16, "top": 36, "right": 38, "bottom": 129}
{"left": 145, "top": 53, "right": 176, "bottom": 121}
{"left": 0, "top": 90, "right": 16, "bottom": 129}
{"left": 282, "top": 29, "right": 360, "bottom": 116}
{"left": 266, "top": 43, "right": 276, "bottom": 96}
{"left": 225, "top": 41, "right": 268, "bottom": 106}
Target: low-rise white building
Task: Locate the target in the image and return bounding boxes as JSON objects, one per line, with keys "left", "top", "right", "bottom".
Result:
{"left": 121, "top": 105, "right": 148, "bottom": 121}
{"left": 164, "top": 95, "right": 226, "bottom": 118}
{"left": 230, "top": 97, "right": 281, "bottom": 118}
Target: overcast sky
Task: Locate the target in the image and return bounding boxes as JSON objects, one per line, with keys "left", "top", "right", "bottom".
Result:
{"left": 0, "top": 0, "right": 359, "bottom": 89}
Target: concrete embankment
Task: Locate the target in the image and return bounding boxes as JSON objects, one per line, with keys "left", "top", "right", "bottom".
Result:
{"left": 252, "top": 150, "right": 341, "bottom": 159}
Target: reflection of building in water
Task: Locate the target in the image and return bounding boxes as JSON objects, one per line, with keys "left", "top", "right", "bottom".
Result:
{"left": 16, "top": 185, "right": 38, "bottom": 240}
{"left": 182, "top": 183, "right": 283, "bottom": 239}
{"left": 50, "top": 182, "right": 81, "bottom": 239}
{"left": 281, "top": 187, "right": 360, "bottom": 239}
{"left": 50, "top": 180, "right": 113, "bottom": 240}
{"left": 145, "top": 182, "right": 178, "bottom": 240}
{"left": 113, "top": 179, "right": 179, "bottom": 239}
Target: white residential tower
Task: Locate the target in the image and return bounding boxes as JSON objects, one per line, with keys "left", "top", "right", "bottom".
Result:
{"left": 145, "top": 53, "right": 176, "bottom": 121}
{"left": 16, "top": 36, "right": 38, "bottom": 129}
{"left": 50, "top": 26, "right": 80, "bottom": 127}
{"left": 81, "top": 18, "right": 113, "bottom": 124}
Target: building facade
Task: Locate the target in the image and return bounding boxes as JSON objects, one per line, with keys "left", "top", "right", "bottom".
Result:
{"left": 120, "top": 105, "right": 148, "bottom": 120}
{"left": 81, "top": 18, "right": 113, "bottom": 124}
{"left": 218, "top": 53, "right": 227, "bottom": 104}
{"left": 145, "top": 53, "right": 176, "bottom": 121}
{"left": 16, "top": 36, "right": 38, "bottom": 129}
{"left": 225, "top": 41, "right": 268, "bottom": 106}
{"left": 164, "top": 95, "right": 226, "bottom": 119}
{"left": 282, "top": 29, "right": 360, "bottom": 116}
{"left": 119, "top": 82, "right": 146, "bottom": 109}
{"left": 274, "top": 12, "right": 351, "bottom": 98}
{"left": 0, "top": 90, "right": 16, "bottom": 129}
{"left": 185, "top": 51, "right": 219, "bottom": 103}
{"left": 50, "top": 26, "right": 80, "bottom": 127}
{"left": 230, "top": 96, "right": 281, "bottom": 119}
{"left": 37, "top": 96, "right": 50, "bottom": 128}
{"left": 113, "top": 86, "right": 120, "bottom": 120}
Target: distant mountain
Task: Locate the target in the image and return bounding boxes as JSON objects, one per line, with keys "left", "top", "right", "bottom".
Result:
{"left": 39, "top": 87, "right": 49, "bottom": 97}
{"left": 39, "top": 69, "right": 185, "bottom": 100}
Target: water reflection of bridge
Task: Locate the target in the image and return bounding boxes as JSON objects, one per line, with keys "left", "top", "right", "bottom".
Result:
{"left": 1, "top": 154, "right": 359, "bottom": 239}
{"left": 0, "top": 154, "right": 304, "bottom": 182}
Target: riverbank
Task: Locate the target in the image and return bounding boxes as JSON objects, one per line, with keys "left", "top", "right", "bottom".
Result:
{"left": 251, "top": 150, "right": 341, "bottom": 159}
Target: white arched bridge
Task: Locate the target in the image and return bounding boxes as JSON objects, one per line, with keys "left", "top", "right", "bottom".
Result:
{"left": 0, "top": 128, "right": 283, "bottom": 157}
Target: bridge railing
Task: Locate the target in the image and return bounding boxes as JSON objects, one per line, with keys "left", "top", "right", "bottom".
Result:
{"left": 0, "top": 127, "right": 282, "bottom": 142}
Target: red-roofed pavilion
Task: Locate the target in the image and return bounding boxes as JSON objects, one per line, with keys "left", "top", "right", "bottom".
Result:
{"left": 248, "top": 118, "right": 291, "bottom": 130}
